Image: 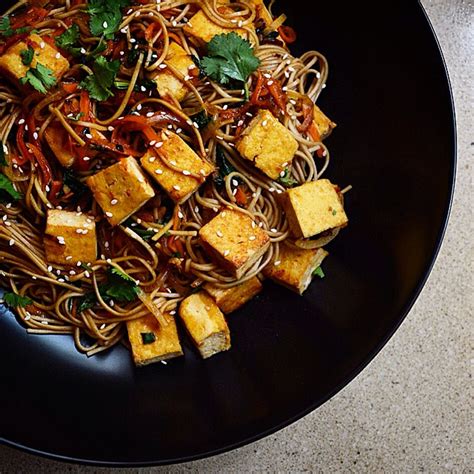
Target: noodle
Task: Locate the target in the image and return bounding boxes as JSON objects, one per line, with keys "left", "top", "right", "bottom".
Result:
{"left": 0, "top": 0, "right": 345, "bottom": 358}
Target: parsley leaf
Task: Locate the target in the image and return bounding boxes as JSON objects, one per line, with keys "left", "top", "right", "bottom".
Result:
{"left": 278, "top": 168, "right": 298, "bottom": 188}
{"left": 313, "top": 266, "right": 325, "bottom": 279}
{"left": 20, "top": 46, "right": 34, "bottom": 66}
{"left": 55, "top": 24, "right": 83, "bottom": 56}
{"left": 0, "top": 142, "right": 7, "bottom": 166}
{"left": 0, "top": 173, "right": 21, "bottom": 201}
{"left": 3, "top": 292, "right": 33, "bottom": 308}
{"left": 80, "top": 56, "right": 120, "bottom": 101}
{"left": 87, "top": 0, "right": 131, "bottom": 40}
{"left": 20, "top": 62, "right": 57, "bottom": 94}
{"left": 201, "top": 32, "right": 260, "bottom": 87}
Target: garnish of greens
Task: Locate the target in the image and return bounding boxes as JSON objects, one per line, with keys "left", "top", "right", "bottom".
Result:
{"left": 213, "top": 145, "right": 238, "bottom": 188}
{"left": 3, "top": 292, "right": 33, "bottom": 308}
{"left": 313, "top": 266, "right": 325, "bottom": 279}
{"left": 0, "top": 16, "right": 29, "bottom": 38}
{"left": 201, "top": 32, "right": 260, "bottom": 97}
{"left": 87, "top": 0, "right": 131, "bottom": 40}
{"left": 0, "top": 173, "right": 22, "bottom": 202}
{"left": 76, "top": 267, "right": 139, "bottom": 313}
{"left": 190, "top": 110, "right": 212, "bottom": 130}
{"left": 55, "top": 24, "right": 83, "bottom": 57}
{"left": 20, "top": 45, "right": 34, "bottom": 66}
{"left": 141, "top": 332, "right": 156, "bottom": 345}
{"left": 19, "top": 43, "right": 57, "bottom": 95}
{"left": 278, "top": 168, "right": 298, "bottom": 188}
{"left": 80, "top": 56, "right": 120, "bottom": 101}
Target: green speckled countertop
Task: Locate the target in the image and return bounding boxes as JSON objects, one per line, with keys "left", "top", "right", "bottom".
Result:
{"left": 1, "top": 0, "right": 472, "bottom": 471}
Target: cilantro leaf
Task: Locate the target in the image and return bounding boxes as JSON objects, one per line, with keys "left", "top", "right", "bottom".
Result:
{"left": 313, "top": 266, "right": 325, "bottom": 279}
{"left": 214, "top": 145, "right": 237, "bottom": 188}
{"left": 110, "top": 267, "right": 136, "bottom": 284}
{"left": 20, "top": 46, "right": 34, "bottom": 66}
{"left": 20, "top": 62, "right": 57, "bottom": 94}
{"left": 87, "top": 0, "right": 131, "bottom": 40}
{"left": 104, "top": 282, "right": 139, "bottom": 302}
{"left": 0, "top": 141, "right": 7, "bottom": 166}
{"left": 76, "top": 292, "right": 97, "bottom": 313}
{"left": 278, "top": 168, "right": 298, "bottom": 188}
{"left": 0, "top": 173, "right": 21, "bottom": 201}
{"left": 80, "top": 56, "right": 120, "bottom": 101}
{"left": 141, "top": 332, "right": 156, "bottom": 344}
{"left": 201, "top": 32, "right": 260, "bottom": 86}
{"left": 0, "top": 16, "right": 14, "bottom": 37}
{"left": 55, "top": 24, "right": 83, "bottom": 56}
{"left": 191, "top": 110, "right": 211, "bottom": 130}
{"left": 3, "top": 292, "right": 33, "bottom": 308}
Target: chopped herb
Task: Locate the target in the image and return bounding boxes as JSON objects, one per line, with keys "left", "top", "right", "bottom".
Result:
{"left": 141, "top": 332, "right": 156, "bottom": 344}
{"left": 76, "top": 292, "right": 97, "bottom": 313}
{"left": 63, "top": 169, "right": 88, "bottom": 203}
{"left": 87, "top": 0, "right": 131, "bottom": 40}
{"left": 80, "top": 263, "right": 93, "bottom": 272}
{"left": 0, "top": 141, "right": 7, "bottom": 166}
{"left": 20, "top": 46, "right": 34, "bottom": 66}
{"left": 114, "top": 78, "right": 156, "bottom": 92}
{"left": 191, "top": 110, "right": 211, "bottom": 130}
{"left": 80, "top": 56, "right": 120, "bottom": 101}
{"left": 55, "top": 24, "right": 83, "bottom": 57}
{"left": 0, "top": 173, "right": 22, "bottom": 202}
{"left": 278, "top": 168, "right": 298, "bottom": 188}
{"left": 313, "top": 266, "right": 325, "bottom": 279}
{"left": 3, "top": 292, "right": 32, "bottom": 308}
{"left": 0, "top": 16, "right": 28, "bottom": 38}
{"left": 133, "top": 227, "right": 155, "bottom": 241}
{"left": 214, "top": 145, "right": 237, "bottom": 188}
{"left": 126, "top": 48, "right": 140, "bottom": 67}
{"left": 20, "top": 62, "right": 56, "bottom": 94}
{"left": 110, "top": 266, "right": 135, "bottom": 283}
{"left": 69, "top": 112, "right": 84, "bottom": 122}
{"left": 201, "top": 32, "right": 260, "bottom": 91}
{"left": 171, "top": 252, "right": 182, "bottom": 258}
{"left": 332, "top": 209, "right": 337, "bottom": 216}
{"left": 191, "top": 54, "right": 206, "bottom": 79}
{"left": 104, "top": 267, "right": 139, "bottom": 302}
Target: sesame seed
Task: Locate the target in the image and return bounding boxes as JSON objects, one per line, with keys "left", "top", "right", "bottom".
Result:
{"left": 25, "top": 314, "right": 31, "bottom": 321}
{"left": 109, "top": 300, "right": 115, "bottom": 307}
{"left": 105, "top": 212, "right": 113, "bottom": 218}
{"left": 41, "top": 321, "right": 48, "bottom": 325}
{"left": 141, "top": 86, "right": 146, "bottom": 92}
{"left": 103, "top": 21, "right": 108, "bottom": 28}
{"left": 148, "top": 156, "right": 156, "bottom": 163}
{"left": 120, "top": 27, "right": 128, "bottom": 33}
{"left": 172, "top": 20, "right": 177, "bottom": 26}
{"left": 237, "top": 120, "right": 244, "bottom": 127}
{"left": 40, "top": 41, "right": 45, "bottom": 49}
{"left": 194, "top": 206, "right": 199, "bottom": 213}
{"left": 169, "top": 160, "right": 177, "bottom": 166}
{"left": 173, "top": 185, "right": 181, "bottom": 190}
{"left": 111, "top": 199, "right": 118, "bottom": 205}
{"left": 161, "top": 360, "right": 168, "bottom": 365}
{"left": 69, "top": 270, "right": 76, "bottom": 275}
{"left": 47, "top": 265, "right": 53, "bottom": 272}
{"left": 280, "top": 170, "right": 286, "bottom": 177}
{"left": 223, "top": 250, "right": 230, "bottom": 257}
{"left": 55, "top": 52, "right": 61, "bottom": 59}
{"left": 76, "top": 229, "right": 83, "bottom": 234}
{"left": 213, "top": 207, "right": 218, "bottom": 212}
{"left": 9, "top": 239, "right": 14, "bottom": 246}
{"left": 85, "top": 133, "right": 93, "bottom": 139}
{"left": 80, "top": 47, "right": 87, "bottom": 54}
{"left": 149, "top": 140, "right": 156, "bottom": 146}
{"left": 246, "top": 112, "right": 253, "bottom": 117}
{"left": 193, "top": 121, "right": 199, "bottom": 129}
{"left": 104, "top": 241, "right": 109, "bottom": 248}
{"left": 221, "top": 211, "right": 227, "bottom": 217}
{"left": 159, "top": 63, "right": 167, "bottom": 69}
{"left": 85, "top": 271, "right": 90, "bottom": 278}
{"left": 155, "top": 169, "right": 163, "bottom": 175}
{"left": 262, "top": 120, "right": 268, "bottom": 127}
{"left": 316, "top": 71, "right": 321, "bottom": 79}
{"left": 106, "top": 259, "right": 112, "bottom": 264}
{"left": 18, "top": 118, "right": 25, "bottom": 125}
{"left": 268, "top": 187, "right": 275, "bottom": 193}
{"left": 83, "top": 156, "right": 90, "bottom": 161}
{"left": 155, "top": 142, "right": 163, "bottom": 148}
{"left": 184, "top": 75, "right": 192, "bottom": 81}
{"left": 322, "top": 83, "right": 327, "bottom": 89}
{"left": 249, "top": 235, "right": 256, "bottom": 241}
{"left": 178, "top": 211, "right": 184, "bottom": 219}
{"left": 216, "top": 230, "right": 223, "bottom": 237}
{"left": 130, "top": 38, "right": 136, "bottom": 44}
{"left": 282, "top": 86, "right": 288, "bottom": 91}
{"left": 33, "top": 132, "right": 39, "bottom": 140}
{"left": 100, "top": 324, "right": 106, "bottom": 330}
{"left": 267, "top": 80, "right": 274, "bottom": 86}
{"left": 108, "top": 126, "right": 114, "bottom": 132}
{"left": 274, "top": 260, "right": 281, "bottom": 266}
{"left": 251, "top": 221, "right": 256, "bottom": 229}
{"left": 232, "top": 179, "right": 239, "bottom": 187}
{"left": 137, "top": 104, "right": 143, "bottom": 111}
{"left": 66, "top": 256, "right": 73, "bottom": 261}
{"left": 271, "top": 228, "right": 278, "bottom": 233}
{"left": 146, "top": 112, "right": 154, "bottom": 117}
{"left": 76, "top": 261, "right": 82, "bottom": 267}
{"left": 182, "top": 170, "right": 191, "bottom": 176}
{"left": 238, "top": 20, "right": 243, "bottom": 27}
{"left": 232, "top": 188, "right": 237, "bottom": 196}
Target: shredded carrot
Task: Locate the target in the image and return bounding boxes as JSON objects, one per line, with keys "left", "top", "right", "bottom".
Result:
{"left": 278, "top": 25, "right": 297, "bottom": 44}
{"left": 62, "top": 82, "right": 78, "bottom": 94}
{"left": 308, "top": 122, "right": 321, "bottom": 142}
{"left": 235, "top": 186, "right": 248, "bottom": 206}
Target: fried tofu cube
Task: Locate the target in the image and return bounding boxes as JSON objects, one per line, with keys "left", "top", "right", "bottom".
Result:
{"left": 155, "top": 42, "right": 195, "bottom": 102}
{"left": 237, "top": 110, "right": 298, "bottom": 179}
{"left": 141, "top": 131, "right": 213, "bottom": 204}
{"left": 184, "top": 8, "right": 248, "bottom": 43}
{"left": 199, "top": 209, "right": 270, "bottom": 279}
{"left": 280, "top": 179, "right": 348, "bottom": 239}
{"left": 263, "top": 244, "right": 328, "bottom": 294}
{"left": 44, "top": 210, "right": 97, "bottom": 265}
{"left": 86, "top": 157, "right": 155, "bottom": 226}
{"left": 313, "top": 104, "right": 336, "bottom": 140}
{"left": 126, "top": 313, "right": 183, "bottom": 366}
{"left": 204, "top": 276, "right": 262, "bottom": 314}
{"left": 179, "top": 292, "right": 230, "bottom": 359}
{"left": 0, "top": 34, "right": 69, "bottom": 88}
{"left": 44, "top": 121, "right": 75, "bottom": 168}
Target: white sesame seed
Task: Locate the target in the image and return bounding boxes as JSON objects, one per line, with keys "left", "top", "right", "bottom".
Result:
{"left": 274, "top": 260, "right": 281, "bottom": 266}
{"left": 111, "top": 199, "right": 118, "bottom": 205}
{"left": 80, "top": 47, "right": 87, "bottom": 54}
{"left": 223, "top": 250, "right": 230, "bottom": 257}
{"left": 108, "top": 126, "right": 114, "bottom": 132}
{"left": 232, "top": 179, "right": 239, "bottom": 187}
{"left": 268, "top": 187, "right": 275, "bottom": 193}
{"left": 55, "top": 52, "right": 61, "bottom": 59}
{"left": 130, "top": 38, "right": 136, "bottom": 44}
{"left": 40, "top": 41, "right": 45, "bottom": 49}
{"left": 213, "top": 207, "right": 218, "bottom": 212}
{"left": 47, "top": 265, "right": 53, "bottom": 272}
{"left": 109, "top": 300, "right": 115, "bottom": 307}
{"left": 18, "top": 118, "right": 25, "bottom": 125}
{"left": 146, "top": 112, "right": 154, "bottom": 117}
{"left": 83, "top": 156, "right": 90, "bottom": 161}
{"left": 76, "top": 229, "right": 83, "bottom": 234}
{"left": 194, "top": 206, "right": 199, "bottom": 213}
{"left": 155, "top": 169, "right": 163, "bottom": 175}
{"left": 184, "top": 75, "right": 192, "bottom": 81}
{"left": 66, "top": 256, "right": 73, "bottom": 261}
{"left": 69, "top": 270, "right": 76, "bottom": 275}
{"left": 216, "top": 230, "right": 223, "bottom": 237}
{"left": 316, "top": 71, "right": 321, "bottom": 79}
{"left": 193, "top": 121, "right": 199, "bottom": 129}
{"left": 262, "top": 120, "right": 268, "bottom": 127}
{"left": 105, "top": 212, "right": 113, "bottom": 218}
{"left": 137, "top": 104, "right": 143, "bottom": 111}
{"left": 267, "top": 80, "right": 274, "bottom": 86}
{"left": 173, "top": 185, "right": 181, "bottom": 191}
{"left": 249, "top": 235, "right": 256, "bottom": 241}
{"left": 85, "top": 271, "right": 90, "bottom": 278}
{"left": 155, "top": 142, "right": 163, "bottom": 148}
{"left": 238, "top": 20, "right": 243, "bottom": 27}
{"left": 271, "top": 228, "right": 278, "bottom": 233}
{"left": 280, "top": 170, "right": 286, "bottom": 178}
{"left": 8, "top": 239, "right": 14, "bottom": 246}
{"left": 161, "top": 360, "right": 168, "bottom": 365}
{"left": 85, "top": 133, "right": 93, "bottom": 139}
{"left": 148, "top": 156, "right": 156, "bottom": 163}
{"left": 33, "top": 132, "right": 39, "bottom": 140}
{"left": 237, "top": 120, "right": 244, "bottom": 127}
{"left": 322, "top": 83, "right": 327, "bottom": 89}
{"left": 159, "top": 63, "right": 167, "bottom": 69}
{"left": 25, "top": 314, "right": 31, "bottom": 321}
{"left": 141, "top": 86, "right": 146, "bottom": 92}
{"left": 178, "top": 211, "right": 184, "bottom": 219}
{"left": 182, "top": 170, "right": 191, "bottom": 176}
{"left": 100, "top": 324, "right": 106, "bottom": 330}
{"left": 169, "top": 160, "right": 177, "bottom": 166}
{"left": 103, "top": 21, "right": 108, "bottom": 28}
{"left": 282, "top": 86, "right": 288, "bottom": 91}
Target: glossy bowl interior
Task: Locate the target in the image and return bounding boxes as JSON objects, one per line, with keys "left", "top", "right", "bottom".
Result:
{"left": 0, "top": 0, "right": 455, "bottom": 466}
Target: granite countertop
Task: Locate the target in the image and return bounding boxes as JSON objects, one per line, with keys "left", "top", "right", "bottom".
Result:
{"left": 1, "top": 0, "right": 472, "bottom": 471}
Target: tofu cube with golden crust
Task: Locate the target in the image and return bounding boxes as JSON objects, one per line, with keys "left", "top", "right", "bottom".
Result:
{"left": 86, "top": 157, "right": 155, "bottom": 226}
{"left": 155, "top": 42, "right": 195, "bottom": 102}
{"left": 0, "top": 34, "right": 69, "bottom": 88}
{"left": 44, "top": 121, "right": 75, "bottom": 168}
{"left": 263, "top": 244, "right": 328, "bottom": 294}
{"left": 184, "top": 8, "right": 248, "bottom": 43}
{"left": 127, "top": 313, "right": 183, "bottom": 367}
{"left": 179, "top": 292, "right": 230, "bottom": 359}
{"left": 280, "top": 179, "right": 348, "bottom": 239}
{"left": 204, "top": 276, "right": 262, "bottom": 314}
{"left": 44, "top": 210, "right": 97, "bottom": 265}
{"left": 237, "top": 110, "right": 298, "bottom": 180}
{"left": 313, "top": 105, "right": 336, "bottom": 140}
{"left": 141, "top": 131, "right": 213, "bottom": 204}
{"left": 199, "top": 209, "right": 270, "bottom": 279}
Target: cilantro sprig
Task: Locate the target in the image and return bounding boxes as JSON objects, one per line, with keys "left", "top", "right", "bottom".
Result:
{"left": 80, "top": 56, "right": 120, "bottom": 101}
{"left": 20, "top": 62, "right": 56, "bottom": 94}
{"left": 313, "top": 266, "right": 325, "bottom": 279}
{"left": 20, "top": 46, "right": 34, "bottom": 66}
{"left": 0, "top": 16, "right": 29, "bottom": 38}
{"left": 55, "top": 24, "right": 83, "bottom": 57}
{"left": 3, "top": 292, "right": 33, "bottom": 308}
{"left": 201, "top": 32, "right": 260, "bottom": 93}
{"left": 278, "top": 168, "right": 298, "bottom": 188}
{"left": 87, "top": 0, "right": 131, "bottom": 40}
{"left": 0, "top": 173, "right": 21, "bottom": 202}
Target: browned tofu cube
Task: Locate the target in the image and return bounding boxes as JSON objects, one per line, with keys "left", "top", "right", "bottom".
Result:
{"left": 199, "top": 209, "right": 270, "bottom": 279}
{"left": 0, "top": 34, "right": 69, "bottom": 88}
{"left": 179, "top": 292, "right": 230, "bottom": 359}
{"left": 155, "top": 42, "right": 195, "bottom": 102}
{"left": 263, "top": 244, "right": 328, "bottom": 294}
{"left": 44, "top": 210, "right": 97, "bottom": 265}
{"left": 280, "top": 179, "right": 348, "bottom": 239}
{"left": 237, "top": 110, "right": 298, "bottom": 179}
{"left": 126, "top": 313, "right": 183, "bottom": 366}
{"left": 204, "top": 276, "right": 262, "bottom": 314}
{"left": 313, "top": 104, "right": 336, "bottom": 140}
{"left": 183, "top": 8, "right": 249, "bottom": 43}
{"left": 44, "top": 121, "right": 75, "bottom": 168}
{"left": 86, "top": 157, "right": 155, "bottom": 226}
{"left": 141, "top": 131, "right": 213, "bottom": 204}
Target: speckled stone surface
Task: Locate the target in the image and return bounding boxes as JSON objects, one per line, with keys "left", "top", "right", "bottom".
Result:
{"left": 1, "top": 1, "right": 472, "bottom": 472}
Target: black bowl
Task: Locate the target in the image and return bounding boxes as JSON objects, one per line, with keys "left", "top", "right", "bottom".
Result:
{"left": 0, "top": 0, "right": 455, "bottom": 466}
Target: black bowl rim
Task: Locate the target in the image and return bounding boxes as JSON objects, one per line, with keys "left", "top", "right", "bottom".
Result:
{"left": 0, "top": 1, "right": 457, "bottom": 467}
